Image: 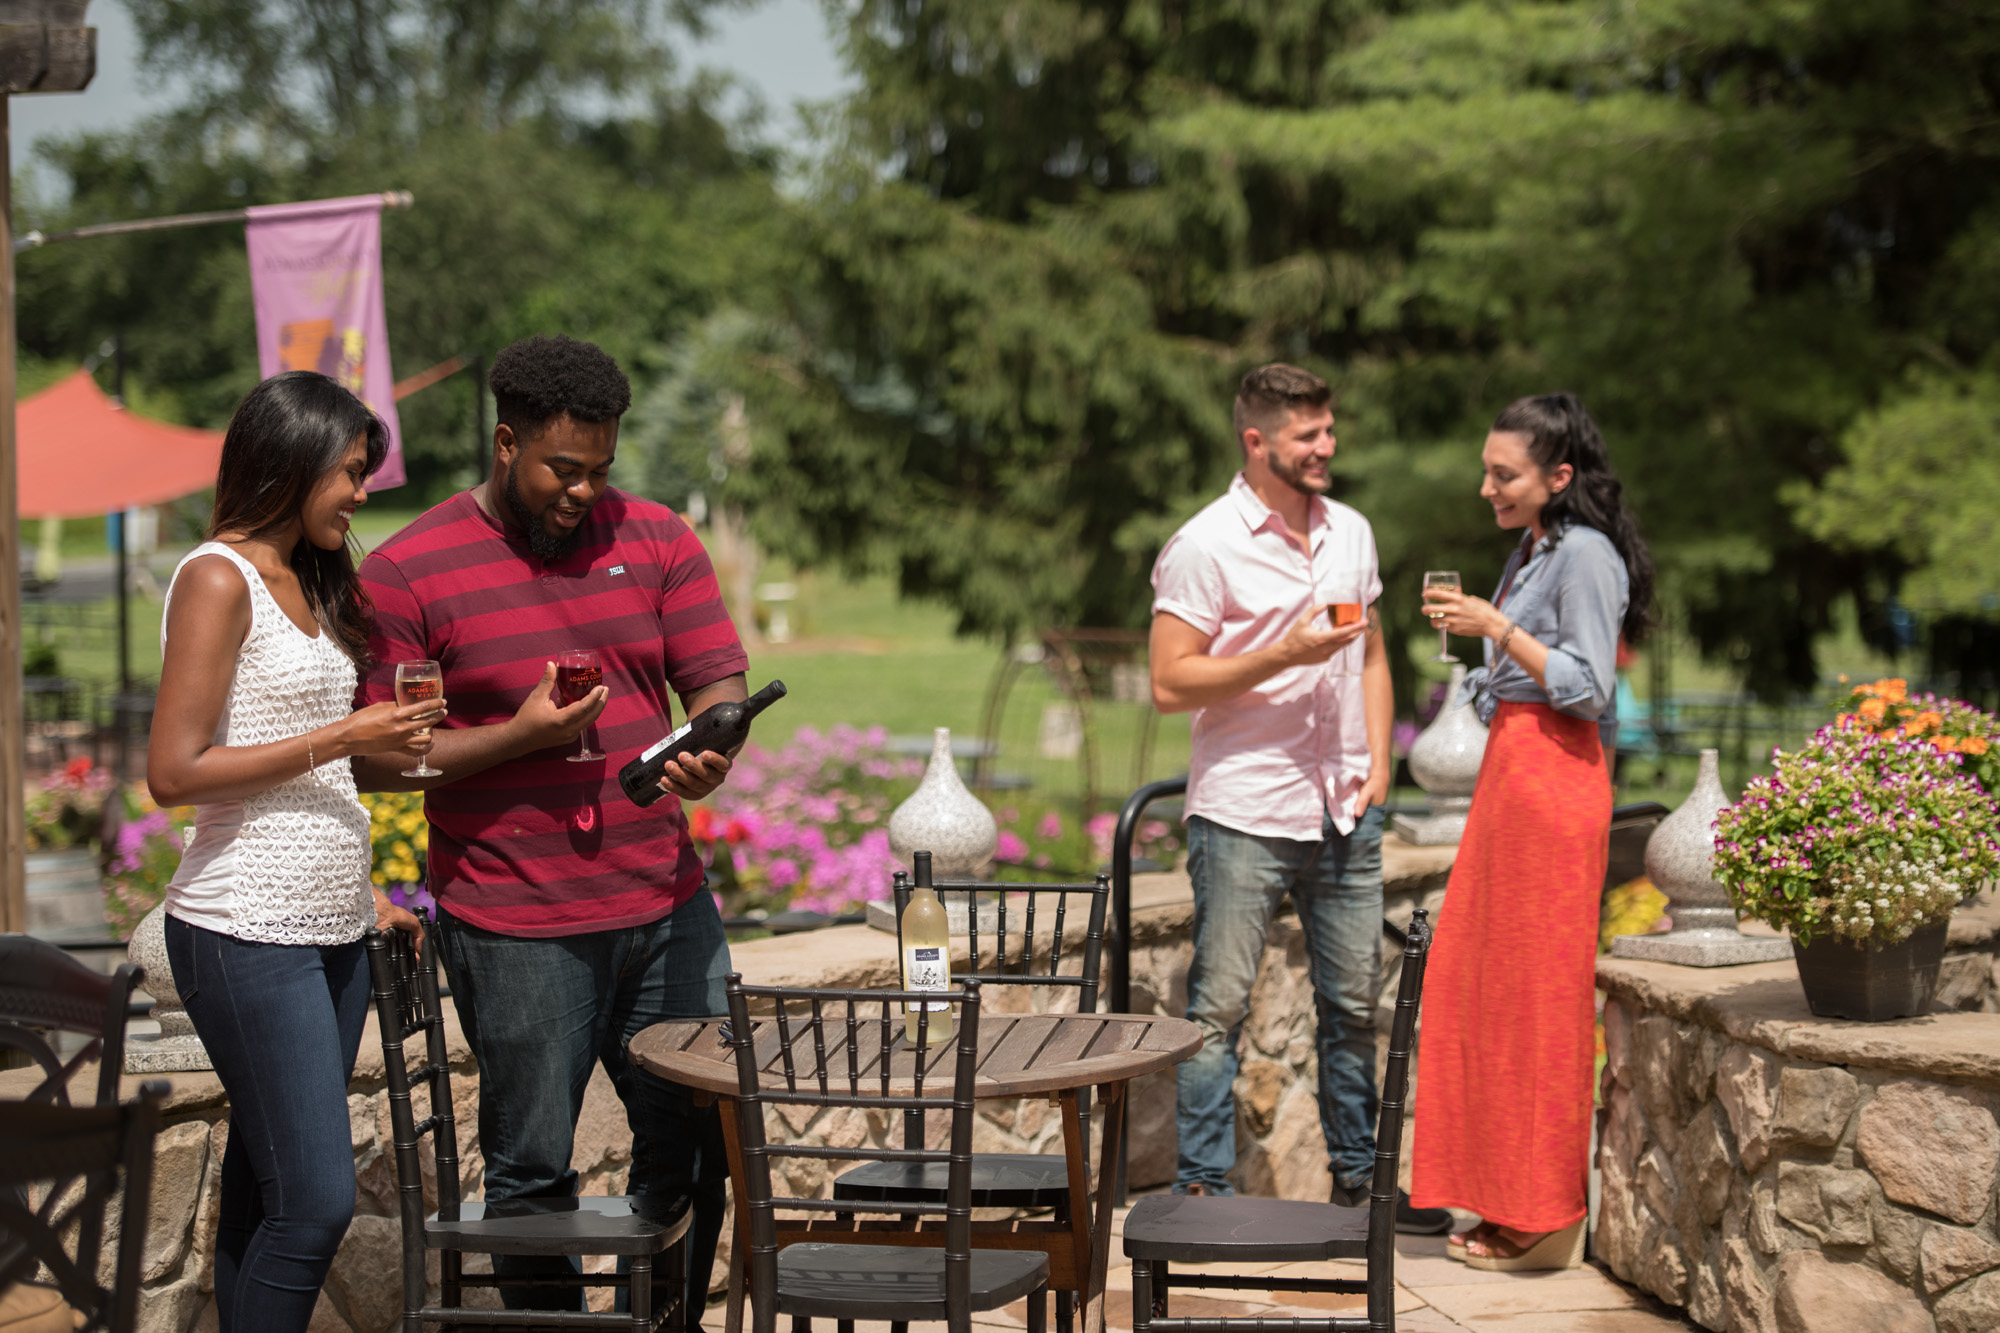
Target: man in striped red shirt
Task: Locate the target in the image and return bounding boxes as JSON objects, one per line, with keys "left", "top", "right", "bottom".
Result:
{"left": 355, "top": 335, "right": 747, "bottom": 1317}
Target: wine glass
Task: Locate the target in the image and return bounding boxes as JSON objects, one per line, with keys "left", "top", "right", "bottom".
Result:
{"left": 1422, "top": 570, "right": 1461, "bottom": 663}
{"left": 556, "top": 649, "right": 605, "bottom": 761}
{"left": 394, "top": 660, "right": 444, "bottom": 778}
{"left": 1325, "top": 579, "right": 1366, "bottom": 675}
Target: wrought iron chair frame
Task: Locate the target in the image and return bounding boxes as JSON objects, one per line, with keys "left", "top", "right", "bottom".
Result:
{"left": 1123, "top": 910, "right": 1435, "bottom": 1333}
{"left": 364, "top": 919, "right": 692, "bottom": 1333}
{"left": 727, "top": 975, "right": 1050, "bottom": 1333}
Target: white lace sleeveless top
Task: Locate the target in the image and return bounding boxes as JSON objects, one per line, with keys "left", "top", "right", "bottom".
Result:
{"left": 162, "top": 542, "right": 374, "bottom": 946}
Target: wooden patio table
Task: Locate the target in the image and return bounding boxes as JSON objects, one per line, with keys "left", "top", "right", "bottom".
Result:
{"left": 630, "top": 1010, "right": 1201, "bottom": 1333}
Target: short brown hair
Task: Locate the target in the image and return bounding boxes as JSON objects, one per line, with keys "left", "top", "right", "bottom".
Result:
{"left": 1233, "top": 363, "right": 1332, "bottom": 444}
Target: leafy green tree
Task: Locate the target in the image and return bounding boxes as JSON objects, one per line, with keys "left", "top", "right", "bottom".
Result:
{"left": 726, "top": 0, "right": 2000, "bottom": 701}
{"left": 18, "top": 1, "right": 780, "bottom": 503}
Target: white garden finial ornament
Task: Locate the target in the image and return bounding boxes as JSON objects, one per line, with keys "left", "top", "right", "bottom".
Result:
{"left": 887, "top": 727, "right": 998, "bottom": 879}
{"left": 124, "top": 903, "right": 215, "bottom": 1072}
{"left": 1611, "top": 748, "right": 1792, "bottom": 966}
{"left": 1390, "top": 663, "right": 1488, "bottom": 846}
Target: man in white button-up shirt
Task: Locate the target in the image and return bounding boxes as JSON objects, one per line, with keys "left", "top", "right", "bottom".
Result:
{"left": 1149, "top": 363, "right": 1450, "bottom": 1233}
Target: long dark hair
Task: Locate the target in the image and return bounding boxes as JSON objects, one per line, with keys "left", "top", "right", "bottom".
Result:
{"left": 1492, "top": 392, "right": 1654, "bottom": 643}
{"left": 209, "top": 372, "right": 387, "bottom": 666}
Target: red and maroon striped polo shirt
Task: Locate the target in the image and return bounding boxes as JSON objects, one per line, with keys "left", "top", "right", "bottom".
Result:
{"left": 357, "top": 488, "right": 749, "bottom": 938}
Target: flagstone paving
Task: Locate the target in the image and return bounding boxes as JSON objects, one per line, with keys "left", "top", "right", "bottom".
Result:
{"left": 749, "top": 1197, "right": 1703, "bottom": 1333}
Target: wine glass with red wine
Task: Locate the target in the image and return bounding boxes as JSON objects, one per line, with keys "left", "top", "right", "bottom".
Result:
{"left": 394, "top": 660, "right": 445, "bottom": 778}
{"left": 557, "top": 649, "right": 605, "bottom": 761}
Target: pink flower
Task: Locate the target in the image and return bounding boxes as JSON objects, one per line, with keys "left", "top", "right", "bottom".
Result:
{"left": 995, "top": 831, "right": 1030, "bottom": 864}
{"left": 1037, "top": 812, "right": 1064, "bottom": 841}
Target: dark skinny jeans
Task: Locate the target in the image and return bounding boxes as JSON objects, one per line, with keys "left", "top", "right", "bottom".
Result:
{"left": 166, "top": 916, "right": 370, "bottom": 1333}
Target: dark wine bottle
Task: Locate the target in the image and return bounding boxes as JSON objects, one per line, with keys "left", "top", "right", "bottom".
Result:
{"left": 618, "top": 680, "right": 788, "bottom": 808}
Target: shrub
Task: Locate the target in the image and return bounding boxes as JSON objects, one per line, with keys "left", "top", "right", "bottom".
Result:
{"left": 1714, "top": 720, "right": 2000, "bottom": 946}
{"left": 1838, "top": 677, "right": 2000, "bottom": 795}
{"left": 102, "top": 791, "right": 193, "bottom": 939}
{"left": 692, "top": 725, "right": 922, "bottom": 916}
{"left": 25, "top": 756, "right": 112, "bottom": 852}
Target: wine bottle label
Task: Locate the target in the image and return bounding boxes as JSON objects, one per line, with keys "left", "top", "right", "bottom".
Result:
{"left": 904, "top": 945, "right": 950, "bottom": 1011}
{"left": 640, "top": 721, "right": 695, "bottom": 764}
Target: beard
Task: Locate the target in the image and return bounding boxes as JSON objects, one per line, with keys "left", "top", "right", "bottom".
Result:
{"left": 1268, "top": 452, "right": 1331, "bottom": 498}
{"left": 505, "top": 466, "right": 588, "bottom": 561}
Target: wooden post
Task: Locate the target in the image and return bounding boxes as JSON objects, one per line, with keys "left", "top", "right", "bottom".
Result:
{"left": 0, "top": 8, "right": 99, "bottom": 934}
{"left": 0, "top": 93, "right": 18, "bottom": 934}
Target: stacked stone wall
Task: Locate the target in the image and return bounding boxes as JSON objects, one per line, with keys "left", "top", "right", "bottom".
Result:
{"left": 1597, "top": 931, "right": 2000, "bottom": 1333}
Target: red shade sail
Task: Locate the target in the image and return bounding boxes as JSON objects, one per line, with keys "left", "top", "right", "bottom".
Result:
{"left": 18, "top": 370, "right": 226, "bottom": 519}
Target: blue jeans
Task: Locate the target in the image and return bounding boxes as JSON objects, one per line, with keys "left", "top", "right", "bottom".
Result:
{"left": 435, "top": 892, "right": 732, "bottom": 1318}
{"left": 1174, "top": 806, "right": 1385, "bottom": 1194}
{"left": 165, "top": 916, "right": 370, "bottom": 1333}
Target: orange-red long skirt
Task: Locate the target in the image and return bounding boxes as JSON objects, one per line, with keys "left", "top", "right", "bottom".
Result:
{"left": 1410, "top": 700, "right": 1609, "bottom": 1234}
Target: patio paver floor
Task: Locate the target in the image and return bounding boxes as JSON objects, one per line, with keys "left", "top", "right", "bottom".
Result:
{"left": 749, "top": 1197, "right": 1703, "bottom": 1333}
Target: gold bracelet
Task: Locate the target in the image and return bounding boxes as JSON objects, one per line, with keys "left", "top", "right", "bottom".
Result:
{"left": 306, "top": 734, "right": 316, "bottom": 774}
{"left": 1496, "top": 621, "right": 1519, "bottom": 655}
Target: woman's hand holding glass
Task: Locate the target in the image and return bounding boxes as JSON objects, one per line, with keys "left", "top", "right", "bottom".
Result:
{"left": 1421, "top": 584, "right": 1509, "bottom": 643}
{"left": 326, "top": 698, "right": 449, "bottom": 757}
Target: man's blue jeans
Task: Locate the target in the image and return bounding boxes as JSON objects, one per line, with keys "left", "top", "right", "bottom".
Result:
{"left": 1174, "top": 806, "right": 1385, "bottom": 1195}
{"left": 435, "top": 892, "right": 731, "bottom": 1319}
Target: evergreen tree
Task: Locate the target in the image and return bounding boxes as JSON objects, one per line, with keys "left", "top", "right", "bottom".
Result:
{"left": 728, "top": 0, "right": 2000, "bottom": 698}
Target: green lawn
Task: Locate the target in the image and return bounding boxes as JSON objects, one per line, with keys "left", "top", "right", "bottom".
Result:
{"left": 22, "top": 513, "right": 1916, "bottom": 815}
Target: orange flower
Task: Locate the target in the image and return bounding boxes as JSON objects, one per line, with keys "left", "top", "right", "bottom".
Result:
{"left": 1934, "top": 735, "right": 1959, "bottom": 754}
{"left": 1963, "top": 736, "right": 1990, "bottom": 756}
{"left": 1879, "top": 678, "right": 1909, "bottom": 704}
{"left": 1858, "top": 697, "right": 1889, "bottom": 722}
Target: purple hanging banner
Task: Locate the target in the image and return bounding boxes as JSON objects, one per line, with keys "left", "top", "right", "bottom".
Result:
{"left": 246, "top": 194, "right": 405, "bottom": 489}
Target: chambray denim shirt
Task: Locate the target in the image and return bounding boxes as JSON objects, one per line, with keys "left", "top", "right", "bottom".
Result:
{"left": 1458, "top": 522, "right": 1629, "bottom": 754}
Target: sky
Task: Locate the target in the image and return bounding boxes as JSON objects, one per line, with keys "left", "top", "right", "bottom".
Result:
{"left": 11, "top": 0, "right": 853, "bottom": 189}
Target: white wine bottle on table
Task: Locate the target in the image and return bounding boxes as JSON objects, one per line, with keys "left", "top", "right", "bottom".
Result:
{"left": 900, "top": 851, "right": 954, "bottom": 1047}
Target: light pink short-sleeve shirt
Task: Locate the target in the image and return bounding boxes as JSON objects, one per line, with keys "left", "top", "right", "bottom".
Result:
{"left": 1151, "top": 474, "right": 1383, "bottom": 839}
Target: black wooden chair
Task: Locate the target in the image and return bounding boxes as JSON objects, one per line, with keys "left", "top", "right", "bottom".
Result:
{"left": 363, "top": 919, "right": 692, "bottom": 1332}
{"left": 0, "top": 1079, "right": 169, "bottom": 1333}
{"left": 831, "top": 871, "right": 1107, "bottom": 1332}
{"left": 1122, "top": 909, "right": 1435, "bottom": 1333}
{"left": 725, "top": 974, "right": 1049, "bottom": 1333}
{"left": 0, "top": 934, "right": 145, "bottom": 1108}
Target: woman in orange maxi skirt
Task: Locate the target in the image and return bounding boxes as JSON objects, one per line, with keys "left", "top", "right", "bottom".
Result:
{"left": 1411, "top": 393, "right": 1653, "bottom": 1271}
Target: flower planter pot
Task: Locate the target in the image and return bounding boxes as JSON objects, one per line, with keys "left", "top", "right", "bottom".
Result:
{"left": 25, "top": 846, "right": 106, "bottom": 942}
{"left": 1792, "top": 920, "right": 1950, "bottom": 1022}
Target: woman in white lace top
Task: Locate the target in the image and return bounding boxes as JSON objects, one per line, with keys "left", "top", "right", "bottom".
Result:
{"left": 148, "top": 372, "right": 447, "bottom": 1333}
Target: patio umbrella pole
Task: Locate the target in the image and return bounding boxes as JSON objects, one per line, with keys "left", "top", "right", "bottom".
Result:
{"left": 112, "top": 335, "right": 130, "bottom": 698}
{"left": 0, "top": 95, "right": 18, "bottom": 933}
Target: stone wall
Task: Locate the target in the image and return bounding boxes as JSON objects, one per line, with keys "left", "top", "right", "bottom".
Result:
{"left": 9, "top": 837, "right": 1453, "bottom": 1333}
{"left": 1595, "top": 901, "right": 2000, "bottom": 1333}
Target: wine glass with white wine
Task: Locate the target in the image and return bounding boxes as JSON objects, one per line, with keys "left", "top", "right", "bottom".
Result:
{"left": 1423, "top": 570, "right": 1461, "bottom": 663}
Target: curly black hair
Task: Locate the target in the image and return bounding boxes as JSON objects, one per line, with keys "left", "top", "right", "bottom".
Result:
{"left": 488, "top": 334, "right": 632, "bottom": 439}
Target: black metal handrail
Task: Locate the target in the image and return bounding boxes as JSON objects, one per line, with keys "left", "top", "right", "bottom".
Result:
{"left": 1107, "top": 776, "right": 1187, "bottom": 1022}
{"left": 1106, "top": 775, "right": 1187, "bottom": 1204}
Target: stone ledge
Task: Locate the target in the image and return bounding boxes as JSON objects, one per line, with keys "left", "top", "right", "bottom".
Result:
{"left": 0, "top": 1004, "right": 478, "bottom": 1115}
{"left": 1598, "top": 894, "right": 2000, "bottom": 1092}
